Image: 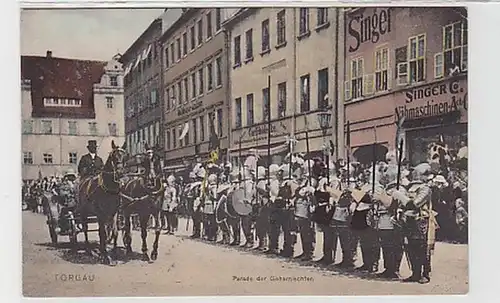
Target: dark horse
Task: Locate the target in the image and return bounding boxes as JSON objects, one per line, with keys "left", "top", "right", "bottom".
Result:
{"left": 118, "top": 143, "right": 165, "bottom": 262}
{"left": 77, "top": 140, "right": 128, "bottom": 265}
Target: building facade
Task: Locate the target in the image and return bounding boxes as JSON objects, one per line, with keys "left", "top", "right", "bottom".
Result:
{"left": 224, "top": 8, "right": 342, "bottom": 165}
{"left": 343, "top": 7, "right": 468, "bottom": 165}
{"left": 121, "top": 18, "right": 163, "bottom": 156}
{"left": 160, "top": 8, "right": 238, "bottom": 169}
{"left": 21, "top": 51, "right": 125, "bottom": 180}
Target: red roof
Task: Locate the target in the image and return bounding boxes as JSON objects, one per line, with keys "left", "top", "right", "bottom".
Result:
{"left": 21, "top": 54, "right": 106, "bottom": 119}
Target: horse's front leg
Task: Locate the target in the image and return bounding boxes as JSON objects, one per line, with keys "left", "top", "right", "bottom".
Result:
{"left": 81, "top": 213, "right": 92, "bottom": 256}
{"left": 98, "top": 218, "right": 115, "bottom": 266}
{"left": 151, "top": 209, "right": 161, "bottom": 261}
{"left": 122, "top": 212, "right": 133, "bottom": 255}
{"left": 140, "top": 213, "right": 150, "bottom": 262}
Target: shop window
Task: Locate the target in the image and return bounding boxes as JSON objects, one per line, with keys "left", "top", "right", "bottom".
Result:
{"left": 443, "top": 21, "right": 468, "bottom": 75}
{"left": 408, "top": 34, "right": 426, "bottom": 83}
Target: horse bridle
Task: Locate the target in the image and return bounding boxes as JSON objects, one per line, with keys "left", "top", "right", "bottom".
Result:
{"left": 99, "top": 148, "right": 127, "bottom": 192}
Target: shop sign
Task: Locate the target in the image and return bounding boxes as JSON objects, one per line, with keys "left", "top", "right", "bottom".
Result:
{"left": 177, "top": 100, "right": 203, "bottom": 116}
{"left": 348, "top": 8, "right": 393, "bottom": 53}
{"left": 395, "top": 79, "right": 468, "bottom": 120}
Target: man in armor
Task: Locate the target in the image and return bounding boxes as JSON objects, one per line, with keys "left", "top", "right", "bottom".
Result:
{"left": 190, "top": 166, "right": 205, "bottom": 239}
{"left": 255, "top": 166, "right": 270, "bottom": 251}
{"left": 265, "top": 164, "right": 284, "bottom": 255}
{"left": 391, "top": 163, "right": 436, "bottom": 284}
{"left": 202, "top": 173, "right": 218, "bottom": 242}
{"left": 227, "top": 169, "right": 242, "bottom": 246}
{"left": 240, "top": 159, "right": 257, "bottom": 248}
{"left": 162, "top": 175, "right": 178, "bottom": 234}
{"left": 215, "top": 168, "right": 232, "bottom": 245}
{"left": 77, "top": 140, "right": 104, "bottom": 180}
{"left": 293, "top": 165, "right": 316, "bottom": 261}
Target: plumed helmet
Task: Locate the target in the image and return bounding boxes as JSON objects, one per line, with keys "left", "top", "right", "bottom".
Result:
{"left": 291, "top": 154, "right": 305, "bottom": 166}
{"left": 196, "top": 167, "right": 206, "bottom": 179}
{"left": 269, "top": 164, "right": 280, "bottom": 177}
{"left": 257, "top": 166, "right": 266, "bottom": 179}
{"left": 167, "top": 175, "right": 176, "bottom": 184}
{"left": 208, "top": 174, "right": 217, "bottom": 184}
{"left": 412, "top": 162, "right": 433, "bottom": 181}
{"left": 385, "top": 149, "right": 398, "bottom": 165}
{"left": 317, "top": 177, "right": 329, "bottom": 191}
{"left": 225, "top": 162, "right": 233, "bottom": 171}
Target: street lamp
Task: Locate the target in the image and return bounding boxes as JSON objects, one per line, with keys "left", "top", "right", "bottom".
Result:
{"left": 317, "top": 104, "right": 332, "bottom": 182}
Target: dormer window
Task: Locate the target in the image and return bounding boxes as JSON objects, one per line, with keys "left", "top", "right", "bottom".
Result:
{"left": 110, "top": 76, "right": 118, "bottom": 87}
{"left": 43, "top": 97, "right": 82, "bottom": 107}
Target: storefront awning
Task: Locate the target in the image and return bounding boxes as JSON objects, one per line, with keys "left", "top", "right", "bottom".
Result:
{"left": 229, "top": 141, "right": 289, "bottom": 158}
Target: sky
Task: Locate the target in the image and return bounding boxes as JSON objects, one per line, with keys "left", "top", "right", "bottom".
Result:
{"left": 20, "top": 8, "right": 165, "bottom": 61}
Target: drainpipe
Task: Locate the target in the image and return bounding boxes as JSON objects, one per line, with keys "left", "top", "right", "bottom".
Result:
{"left": 292, "top": 8, "right": 297, "bottom": 145}
{"left": 334, "top": 9, "right": 340, "bottom": 161}
{"left": 158, "top": 38, "right": 165, "bottom": 158}
{"left": 223, "top": 28, "right": 232, "bottom": 164}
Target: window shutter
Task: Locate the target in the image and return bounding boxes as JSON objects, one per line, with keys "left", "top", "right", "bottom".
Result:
{"left": 363, "top": 74, "right": 375, "bottom": 96}
{"left": 344, "top": 81, "right": 352, "bottom": 101}
{"left": 434, "top": 52, "right": 444, "bottom": 79}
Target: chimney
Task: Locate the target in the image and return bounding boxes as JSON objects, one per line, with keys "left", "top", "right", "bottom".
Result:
{"left": 46, "top": 50, "right": 52, "bottom": 58}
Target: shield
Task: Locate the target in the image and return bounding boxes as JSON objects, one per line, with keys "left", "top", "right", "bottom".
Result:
{"left": 230, "top": 188, "right": 253, "bottom": 216}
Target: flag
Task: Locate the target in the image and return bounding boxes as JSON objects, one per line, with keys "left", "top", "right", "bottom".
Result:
{"left": 208, "top": 114, "right": 220, "bottom": 162}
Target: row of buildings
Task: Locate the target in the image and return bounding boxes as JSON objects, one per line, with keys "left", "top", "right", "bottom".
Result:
{"left": 123, "top": 7, "right": 467, "bottom": 172}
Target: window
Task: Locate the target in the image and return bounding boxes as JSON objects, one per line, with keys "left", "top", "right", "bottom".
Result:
{"left": 184, "top": 124, "right": 190, "bottom": 146}
{"left": 443, "top": 21, "right": 468, "bottom": 74}
{"left": 68, "top": 121, "right": 77, "bottom": 135}
{"left": 178, "top": 82, "right": 183, "bottom": 103}
{"left": 199, "top": 115, "right": 205, "bottom": 141}
{"left": 317, "top": 8, "right": 328, "bottom": 26}
{"left": 215, "top": 8, "right": 222, "bottom": 31}
{"left": 184, "top": 78, "right": 189, "bottom": 103}
{"left": 192, "top": 118, "right": 198, "bottom": 144}
{"left": 318, "top": 68, "right": 329, "bottom": 109}
{"left": 88, "top": 122, "right": 97, "bottom": 135}
{"left": 246, "top": 93, "right": 254, "bottom": 126}
{"left": 395, "top": 46, "right": 408, "bottom": 86}
{"left": 170, "top": 43, "right": 175, "bottom": 62}
{"left": 190, "top": 26, "right": 196, "bottom": 51}
{"left": 206, "top": 11, "right": 213, "bottom": 39}
{"left": 197, "top": 19, "right": 203, "bottom": 45}
{"left": 108, "top": 123, "right": 117, "bottom": 136}
{"left": 300, "top": 74, "right": 310, "bottom": 112}
{"left": 350, "top": 57, "right": 364, "bottom": 99}
{"left": 151, "top": 89, "right": 157, "bottom": 105}
{"left": 69, "top": 152, "right": 77, "bottom": 164}
{"left": 215, "top": 57, "right": 222, "bottom": 87}
{"left": 191, "top": 73, "right": 197, "bottom": 99}
{"left": 207, "top": 62, "right": 214, "bottom": 91}
{"left": 261, "top": 19, "right": 270, "bottom": 52}
{"left": 198, "top": 68, "right": 204, "bottom": 95}
{"left": 235, "top": 97, "right": 242, "bottom": 128}
{"left": 409, "top": 34, "right": 426, "bottom": 83}
{"left": 22, "top": 120, "right": 33, "bottom": 134}
{"left": 234, "top": 35, "right": 241, "bottom": 66}
{"left": 262, "top": 87, "right": 269, "bottom": 121}
{"left": 165, "top": 47, "right": 170, "bottom": 67}
{"left": 41, "top": 120, "right": 52, "bottom": 134}
{"left": 172, "top": 127, "right": 177, "bottom": 148}
{"left": 245, "top": 29, "right": 253, "bottom": 60}
{"left": 375, "top": 47, "right": 389, "bottom": 92}
{"left": 277, "top": 10, "right": 286, "bottom": 45}
{"left": 299, "top": 8, "right": 309, "bottom": 35}
{"left": 166, "top": 130, "right": 171, "bottom": 150}
{"left": 278, "top": 82, "right": 287, "bottom": 118}
{"left": 23, "top": 152, "right": 33, "bottom": 165}
{"left": 176, "top": 37, "right": 181, "bottom": 60}
{"left": 434, "top": 53, "right": 444, "bottom": 79}
{"left": 182, "top": 32, "right": 188, "bottom": 56}
{"left": 217, "top": 108, "right": 223, "bottom": 137}
{"left": 110, "top": 76, "right": 118, "bottom": 87}
{"left": 43, "top": 153, "right": 53, "bottom": 164}
{"left": 106, "top": 96, "right": 114, "bottom": 108}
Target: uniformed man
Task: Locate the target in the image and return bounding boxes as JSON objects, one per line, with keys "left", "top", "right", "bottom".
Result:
{"left": 227, "top": 169, "right": 242, "bottom": 246}
{"left": 162, "top": 175, "right": 178, "bottom": 234}
{"left": 391, "top": 163, "right": 437, "bottom": 284}
{"left": 77, "top": 140, "right": 104, "bottom": 180}
{"left": 190, "top": 166, "right": 205, "bottom": 239}
{"left": 263, "top": 164, "right": 281, "bottom": 254}
{"left": 202, "top": 173, "right": 218, "bottom": 242}
{"left": 144, "top": 144, "right": 163, "bottom": 187}
{"left": 215, "top": 169, "right": 232, "bottom": 245}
